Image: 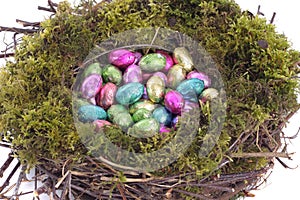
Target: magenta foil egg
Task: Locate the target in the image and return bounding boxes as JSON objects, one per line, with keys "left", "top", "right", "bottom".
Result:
{"left": 187, "top": 71, "right": 211, "bottom": 88}
{"left": 133, "top": 51, "right": 142, "bottom": 64}
{"left": 164, "top": 90, "right": 185, "bottom": 115}
{"left": 156, "top": 50, "right": 174, "bottom": 72}
{"left": 123, "top": 64, "right": 143, "bottom": 84}
{"left": 108, "top": 49, "right": 135, "bottom": 70}
{"left": 80, "top": 74, "right": 102, "bottom": 100}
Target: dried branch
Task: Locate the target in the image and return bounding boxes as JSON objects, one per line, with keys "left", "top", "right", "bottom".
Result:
{"left": 0, "top": 153, "right": 14, "bottom": 178}
{"left": 0, "top": 26, "right": 38, "bottom": 34}
{"left": 231, "top": 152, "right": 293, "bottom": 158}
{"left": 12, "top": 165, "right": 27, "bottom": 199}
{"left": 16, "top": 19, "right": 40, "bottom": 27}
{"left": 0, "top": 161, "right": 21, "bottom": 193}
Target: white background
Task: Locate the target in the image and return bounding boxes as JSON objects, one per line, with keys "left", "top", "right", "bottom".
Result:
{"left": 0, "top": 0, "right": 299, "bottom": 199}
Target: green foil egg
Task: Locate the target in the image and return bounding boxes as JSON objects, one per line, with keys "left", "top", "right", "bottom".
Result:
{"left": 129, "top": 118, "right": 159, "bottom": 138}
{"left": 173, "top": 47, "right": 194, "bottom": 72}
{"left": 129, "top": 99, "right": 158, "bottom": 114}
{"left": 139, "top": 53, "right": 166, "bottom": 72}
{"left": 113, "top": 112, "right": 134, "bottom": 131}
{"left": 107, "top": 104, "right": 128, "bottom": 121}
{"left": 167, "top": 64, "right": 186, "bottom": 89}
{"left": 115, "top": 82, "right": 144, "bottom": 105}
{"left": 78, "top": 105, "right": 107, "bottom": 123}
{"left": 132, "top": 108, "right": 152, "bottom": 122}
{"left": 176, "top": 78, "right": 205, "bottom": 102}
{"left": 82, "top": 62, "right": 102, "bottom": 78}
{"left": 101, "top": 64, "right": 122, "bottom": 85}
{"left": 146, "top": 75, "right": 165, "bottom": 103}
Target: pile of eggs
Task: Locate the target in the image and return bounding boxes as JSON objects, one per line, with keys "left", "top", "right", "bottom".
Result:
{"left": 76, "top": 47, "right": 218, "bottom": 135}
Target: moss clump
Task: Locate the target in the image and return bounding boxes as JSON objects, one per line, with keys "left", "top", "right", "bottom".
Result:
{"left": 0, "top": 0, "right": 299, "bottom": 198}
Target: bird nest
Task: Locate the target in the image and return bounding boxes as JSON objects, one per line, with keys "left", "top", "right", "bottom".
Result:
{"left": 0, "top": 0, "right": 299, "bottom": 199}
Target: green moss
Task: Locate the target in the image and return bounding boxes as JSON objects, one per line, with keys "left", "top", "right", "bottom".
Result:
{"left": 0, "top": 0, "right": 299, "bottom": 196}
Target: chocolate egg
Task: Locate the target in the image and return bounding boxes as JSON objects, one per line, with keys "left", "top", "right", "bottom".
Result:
{"left": 107, "top": 104, "right": 128, "bottom": 121}
{"left": 167, "top": 64, "right": 186, "bottom": 89}
{"left": 129, "top": 118, "right": 159, "bottom": 138}
{"left": 139, "top": 53, "right": 166, "bottom": 72}
{"left": 146, "top": 75, "right": 165, "bottom": 103}
{"left": 82, "top": 62, "right": 102, "bottom": 79}
{"left": 102, "top": 64, "right": 122, "bottom": 85}
{"left": 187, "top": 71, "right": 211, "bottom": 88}
{"left": 78, "top": 105, "right": 107, "bottom": 122}
{"left": 96, "top": 82, "right": 117, "bottom": 110}
{"left": 93, "top": 120, "right": 112, "bottom": 132}
{"left": 156, "top": 50, "right": 174, "bottom": 72}
{"left": 109, "top": 49, "right": 135, "bottom": 70}
{"left": 113, "top": 112, "right": 134, "bottom": 130}
{"left": 123, "top": 64, "right": 142, "bottom": 84}
{"left": 129, "top": 99, "right": 157, "bottom": 114}
{"left": 173, "top": 47, "right": 194, "bottom": 72}
{"left": 164, "top": 90, "right": 185, "bottom": 114}
{"left": 132, "top": 108, "right": 152, "bottom": 122}
{"left": 152, "top": 107, "right": 172, "bottom": 126}
{"left": 80, "top": 74, "right": 102, "bottom": 100}
{"left": 176, "top": 78, "right": 204, "bottom": 102}
{"left": 115, "top": 82, "right": 144, "bottom": 105}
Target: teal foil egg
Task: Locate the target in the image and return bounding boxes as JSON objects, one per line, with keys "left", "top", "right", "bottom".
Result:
{"left": 152, "top": 107, "right": 172, "bottom": 126}
{"left": 129, "top": 99, "right": 158, "bottom": 114}
{"left": 173, "top": 47, "right": 194, "bottom": 72}
{"left": 78, "top": 105, "right": 107, "bottom": 122}
{"left": 129, "top": 118, "right": 159, "bottom": 138}
{"left": 146, "top": 75, "right": 165, "bottom": 103}
{"left": 132, "top": 108, "right": 152, "bottom": 122}
{"left": 115, "top": 82, "right": 144, "bottom": 105}
{"left": 176, "top": 78, "right": 204, "bottom": 102}
{"left": 167, "top": 64, "right": 186, "bottom": 89}
{"left": 107, "top": 104, "right": 128, "bottom": 121}
{"left": 139, "top": 53, "right": 166, "bottom": 72}
{"left": 102, "top": 64, "right": 122, "bottom": 85}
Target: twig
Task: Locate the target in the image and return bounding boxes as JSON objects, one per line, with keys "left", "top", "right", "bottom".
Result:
{"left": 0, "top": 53, "right": 15, "bottom": 59}
{"left": 256, "top": 5, "right": 265, "bottom": 16}
{"left": 145, "top": 27, "right": 160, "bottom": 55}
{"left": 231, "top": 152, "right": 293, "bottom": 158}
{"left": 33, "top": 177, "right": 53, "bottom": 197}
{"left": 0, "top": 26, "right": 38, "bottom": 34}
{"left": 0, "top": 161, "right": 21, "bottom": 193}
{"left": 0, "top": 152, "right": 14, "bottom": 178}
{"left": 270, "top": 12, "right": 276, "bottom": 24}
{"left": 11, "top": 165, "right": 27, "bottom": 199}
{"left": 16, "top": 19, "right": 40, "bottom": 27}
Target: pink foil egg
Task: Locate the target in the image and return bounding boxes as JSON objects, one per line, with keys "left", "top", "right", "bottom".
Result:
{"left": 164, "top": 90, "right": 185, "bottom": 115}
{"left": 93, "top": 120, "right": 112, "bottom": 132}
{"left": 96, "top": 82, "right": 117, "bottom": 110}
{"left": 109, "top": 49, "right": 135, "bottom": 70}
{"left": 187, "top": 71, "right": 211, "bottom": 88}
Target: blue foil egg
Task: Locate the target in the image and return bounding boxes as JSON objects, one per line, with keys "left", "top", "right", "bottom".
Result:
{"left": 115, "top": 82, "right": 144, "bottom": 106}
{"left": 176, "top": 78, "right": 204, "bottom": 102}
{"left": 152, "top": 107, "right": 172, "bottom": 126}
{"left": 78, "top": 105, "right": 107, "bottom": 122}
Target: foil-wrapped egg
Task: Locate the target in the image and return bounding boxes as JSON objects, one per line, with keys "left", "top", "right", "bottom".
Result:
{"left": 176, "top": 78, "right": 204, "bottom": 102}
{"left": 96, "top": 82, "right": 117, "bottom": 110}
{"left": 153, "top": 71, "right": 168, "bottom": 84}
{"left": 123, "top": 64, "right": 142, "bottom": 84}
{"left": 80, "top": 74, "right": 102, "bottom": 100}
{"left": 199, "top": 88, "right": 219, "bottom": 103}
{"left": 164, "top": 90, "right": 185, "bottom": 115}
{"left": 107, "top": 104, "right": 128, "bottom": 121}
{"left": 129, "top": 118, "right": 159, "bottom": 138}
{"left": 115, "top": 82, "right": 144, "bottom": 105}
{"left": 78, "top": 105, "right": 107, "bottom": 122}
{"left": 187, "top": 71, "right": 211, "bottom": 88}
{"left": 156, "top": 50, "right": 174, "bottom": 72}
{"left": 152, "top": 106, "right": 172, "bottom": 126}
{"left": 132, "top": 108, "right": 152, "bottom": 122}
{"left": 139, "top": 53, "right": 166, "bottom": 72}
{"left": 82, "top": 62, "right": 102, "bottom": 78}
{"left": 93, "top": 120, "right": 112, "bottom": 132}
{"left": 146, "top": 75, "right": 165, "bottom": 103}
{"left": 129, "top": 99, "right": 157, "bottom": 114}
{"left": 102, "top": 64, "right": 122, "bottom": 85}
{"left": 167, "top": 64, "right": 186, "bottom": 89}
{"left": 109, "top": 49, "right": 135, "bottom": 70}
{"left": 173, "top": 47, "right": 194, "bottom": 72}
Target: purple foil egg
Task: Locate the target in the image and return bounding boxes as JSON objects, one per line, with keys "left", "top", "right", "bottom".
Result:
{"left": 159, "top": 125, "right": 171, "bottom": 133}
{"left": 80, "top": 74, "right": 102, "bottom": 100}
{"left": 153, "top": 71, "right": 168, "bottom": 84}
{"left": 93, "top": 120, "right": 112, "bottom": 132}
{"left": 164, "top": 90, "right": 185, "bottom": 115}
{"left": 123, "top": 64, "right": 143, "bottom": 84}
{"left": 96, "top": 82, "right": 117, "bottom": 110}
{"left": 109, "top": 49, "right": 135, "bottom": 70}
{"left": 156, "top": 50, "right": 174, "bottom": 72}
{"left": 187, "top": 71, "right": 211, "bottom": 88}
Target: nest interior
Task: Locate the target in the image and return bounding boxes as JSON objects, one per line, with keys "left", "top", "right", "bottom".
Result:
{"left": 0, "top": 0, "right": 299, "bottom": 199}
